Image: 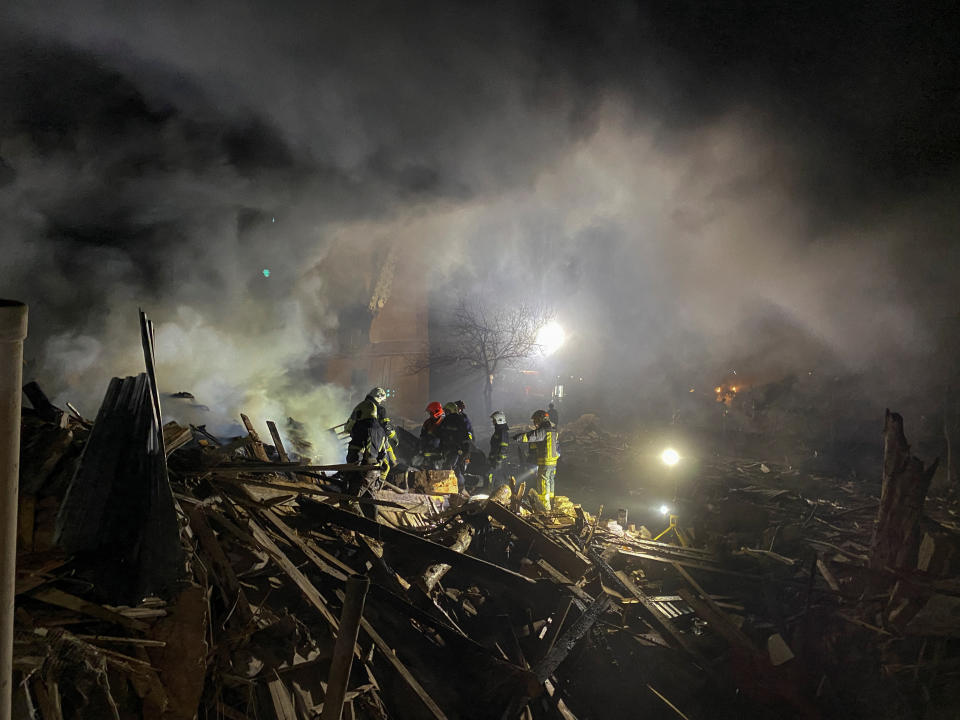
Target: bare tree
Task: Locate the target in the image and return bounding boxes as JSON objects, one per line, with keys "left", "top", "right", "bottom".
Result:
{"left": 412, "top": 299, "right": 554, "bottom": 416}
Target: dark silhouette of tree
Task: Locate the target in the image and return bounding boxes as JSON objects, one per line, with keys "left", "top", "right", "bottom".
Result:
{"left": 412, "top": 299, "right": 554, "bottom": 416}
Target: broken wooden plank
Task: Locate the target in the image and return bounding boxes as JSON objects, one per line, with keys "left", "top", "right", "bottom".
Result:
{"left": 188, "top": 506, "right": 254, "bottom": 624}
{"left": 419, "top": 524, "right": 475, "bottom": 593}
{"left": 29, "top": 588, "right": 149, "bottom": 632}
{"left": 871, "top": 410, "right": 938, "bottom": 578}
{"left": 240, "top": 414, "right": 271, "bottom": 462}
{"left": 215, "top": 476, "right": 405, "bottom": 508}
{"left": 503, "top": 595, "right": 611, "bottom": 719}
{"left": 300, "top": 500, "right": 551, "bottom": 599}
{"left": 252, "top": 506, "right": 349, "bottom": 582}
{"left": 246, "top": 516, "right": 341, "bottom": 631}
{"left": 486, "top": 501, "right": 590, "bottom": 581}
{"left": 204, "top": 462, "right": 379, "bottom": 473}
{"left": 816, "top": 558, "right": 841, "bottom": 593}
{"left": 613, "top": 570, "right": 710, "bottom": 666}
{"left": 321, "top": 576, "right": 370, "bottom": 720}
{"left": 358, "top": 616, "right": 448, "bottom": 720}
{"left": 675, "top": 588, "right": 761, "bottom": 658}
{"left": 266, "top": 676, "right": 298, "bottom": 720}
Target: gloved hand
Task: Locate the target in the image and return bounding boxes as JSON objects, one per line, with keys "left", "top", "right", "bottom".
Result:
{"left": 390, "top": 435, "right": 400, "bottom": 448}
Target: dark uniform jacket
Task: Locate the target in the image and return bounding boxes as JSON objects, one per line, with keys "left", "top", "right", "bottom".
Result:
{"left": 489, "top": 423, "right": 511, "bottom": 466}
{"left": 345, "top": 397, "right": 395, "bottom": 465}
{"left": 419, "top": 418, "right": 444, "bottom": 462}
{"left": 439, "top": 413, "right": 472, "bottom": 465}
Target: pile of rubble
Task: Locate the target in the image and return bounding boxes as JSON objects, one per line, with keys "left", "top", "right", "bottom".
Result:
{"left": 11, "top": 316, "right": 960, "bottom": 719}
{"left": 555, "top": 414, "right": 633, "bottom": 480}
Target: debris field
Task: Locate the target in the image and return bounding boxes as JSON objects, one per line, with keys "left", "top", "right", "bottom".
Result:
{"left": 11, "top": 315, "right": 960, "bottom": 719}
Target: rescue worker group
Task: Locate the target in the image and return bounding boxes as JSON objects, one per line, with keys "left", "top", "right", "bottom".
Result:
{"left": 342, "top": 387, "right": 561, "bottom": 513}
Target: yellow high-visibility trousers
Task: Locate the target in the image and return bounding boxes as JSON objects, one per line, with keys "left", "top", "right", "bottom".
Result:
{"left": 536, "top": 466, "right": 556, "bottom": 511}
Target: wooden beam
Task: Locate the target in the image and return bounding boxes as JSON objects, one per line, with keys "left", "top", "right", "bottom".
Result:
{"left": 29, "top": 588, "right": 149, "bottom": 632}
{"left": 240, "top": 414, "right": 270, "bottom": 462}
{"left": 321, "top": 576, "right": 370, "bottom": 720}
{"left": 358, "top": 616, "right": 448, "bottom": 719}
{"left": 247, "top": 517, "right": 340, "bottom": 631}
{"left": 188, "top": 506, "right": 253, "bottom": 624}
{"left": 215, "top": 476, "right": 405, "bottom": 508}
{"left": 252, "top": 506, "right": 349, "bottom": 582}
{"left": 613, "top": 570, "right": 710, "bottom": 666}
{"left": 486, "top": 502, "right": 590, "bottom": 581}
{"left": 301, "top": 501, "right": 547, "bottom": 598}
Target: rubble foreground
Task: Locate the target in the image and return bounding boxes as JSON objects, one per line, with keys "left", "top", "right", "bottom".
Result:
{"left": 11, "top": 316, "right": 960, "bottom": 719}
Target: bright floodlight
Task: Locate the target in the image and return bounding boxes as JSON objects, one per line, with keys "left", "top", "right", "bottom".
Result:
{"left": 536, "top": 321, "right": 566, "bottom": 356}
{"left": 659, "top": 504, "right": 670, "bottom": 515}
{"left": 661, "top": 448, "right": 680, "bottom": 466}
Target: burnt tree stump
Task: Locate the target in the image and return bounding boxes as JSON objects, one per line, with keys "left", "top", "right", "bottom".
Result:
{"left": 869, "top": 410, "right": 939, "bottom": 576}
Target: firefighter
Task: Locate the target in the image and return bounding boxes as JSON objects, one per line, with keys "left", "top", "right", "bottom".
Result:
{"left": 344, "top": 387, "right": 397, "bottom": 479}
{"left": 440, "top": 402, "right": 472, "bottom": 490}
{"left": 487, "top": 410, "right": 510, "bottom": 489}
{"left": 419, "top": 401, "right": 445, "bottom": 469}
{"left": 342, "top": 387, "right": 392, "bottom": 519}
{"left": 515, "top": 409, "right": 560, "bottom": 511}
{"left": 454, "top": 400, "right": 474, "bottom": 444}
{"left": 547, "top": 401, "right": 560, "bottom": 428}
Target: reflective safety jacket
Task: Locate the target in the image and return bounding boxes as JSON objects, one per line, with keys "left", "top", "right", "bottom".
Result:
{"left": 489, "top": 423, "right": 511, "bottom": 465}
{"left": 347, "top": 419, "right": 387, "bottom": 465}
{"left": 345, "top": 397, "right": 397, "bottom": 448}
{"left": 519, "top": 421, "right": 559, "bottom": 467}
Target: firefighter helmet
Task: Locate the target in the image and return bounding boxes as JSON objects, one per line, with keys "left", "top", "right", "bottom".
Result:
{"left": 455, "top": 400, "right": 466, "bottom": 412}
{"left": 426, "top": 401, "right": 444, "bottom": 420}
{"left": 443, "top": 402, "right": 459, "bottom": 414}
{"left": 531, "top": 409, "right": 548, "bottom": 424}
{"left": 491, "top": 410, "right": 507, "bottom": 425}
{"left": 368, "top": 386, "right": 387, "bottom": 403}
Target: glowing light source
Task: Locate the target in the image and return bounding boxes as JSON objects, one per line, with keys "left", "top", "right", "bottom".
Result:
{"left": 659, "top": 504, "right": 670, "bottom": 515}
{"left": 536, "top": 321, "right": 566, "bottom": 356}
{"left": 661, "top": 448, "right": 680, "bottom": 466}
{"left": 262, "top": 268, "right": 271, "bottom": 278}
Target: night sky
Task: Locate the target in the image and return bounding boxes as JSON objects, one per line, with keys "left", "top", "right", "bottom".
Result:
{"left": 2, "top": 1, "right": 959, "bottom": 448}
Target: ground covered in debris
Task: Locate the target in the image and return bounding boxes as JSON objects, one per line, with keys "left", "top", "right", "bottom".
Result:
{"left": 12, "top": 320, "right": 960, "bottom": 719}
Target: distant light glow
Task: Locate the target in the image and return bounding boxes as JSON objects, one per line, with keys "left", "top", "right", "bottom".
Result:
{"left": 661, "top": 448, "right": 680, "bottom": 466}
{"left": 262, "top": 268, "right": 271, "bottom": 277}
{"left": 536, "top": 321, "right": 566, "bottom": 356}
{"left": 659, "top": 504, "right": 670, "bottom": 515}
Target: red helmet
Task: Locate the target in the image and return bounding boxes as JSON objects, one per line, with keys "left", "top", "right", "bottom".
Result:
{"left": 425, "top": 401, "right": 444, "bottom": 420}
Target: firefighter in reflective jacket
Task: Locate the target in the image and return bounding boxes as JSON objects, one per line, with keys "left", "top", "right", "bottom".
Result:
{"left": 342, "top": 387, "right": 393, "bottom": 519}
{"left": 419, "top": 401, "right": 445, "bottom": 469}
{"left": 487, "top": 410, "right": 510, "bottom": 489}
{"left": 515, "top": 409, "right": 559, "bottom": 511}
{"left": 344, "top": 386, "right": 397, "bottom": 479}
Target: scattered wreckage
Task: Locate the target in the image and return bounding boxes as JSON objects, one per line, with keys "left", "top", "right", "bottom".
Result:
{"left": 10, "top": 314, "right": 960, "bottom": 719}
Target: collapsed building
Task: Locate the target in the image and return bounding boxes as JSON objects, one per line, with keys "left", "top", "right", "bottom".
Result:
{"left": 4, "top": 310, "right": 960, "bottom": 720}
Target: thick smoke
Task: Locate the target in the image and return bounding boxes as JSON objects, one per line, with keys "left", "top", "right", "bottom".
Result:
{"left": 2, "top": 1, "right": 959, "bottom": 451}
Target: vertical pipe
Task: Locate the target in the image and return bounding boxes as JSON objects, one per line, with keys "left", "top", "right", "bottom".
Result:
{"left": 321, "top": 575, "right": 369, "bottom": 720}
{"left": 0, "top": 300, "right": 27, "bottom": 720}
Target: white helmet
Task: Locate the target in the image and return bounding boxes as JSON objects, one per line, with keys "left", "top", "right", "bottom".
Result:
{"left": 368, "top": 387, "right": 387, "bottom": 403}
{"left": 490, "top": 410, "right": 507, "bottom": 425}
